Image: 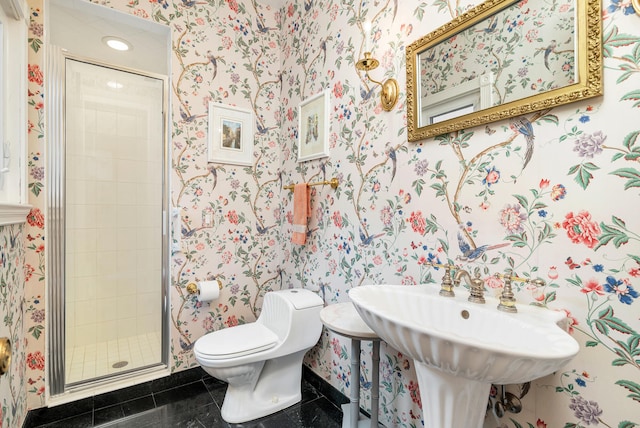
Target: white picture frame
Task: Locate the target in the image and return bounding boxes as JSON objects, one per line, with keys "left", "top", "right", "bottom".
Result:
{"left": 298, "top": 89, "right": 330, "bottom": 162}
{"left": 208, "top": 102, "right": 254, "bottom": 166}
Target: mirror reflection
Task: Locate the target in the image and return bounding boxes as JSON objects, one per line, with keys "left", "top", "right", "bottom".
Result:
{"left": 406, "top": 0, "right": 602, "bottom": 141}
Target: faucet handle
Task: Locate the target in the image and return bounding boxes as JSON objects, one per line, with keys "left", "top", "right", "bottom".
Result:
{"left": 439, "top": 263, "right": 456, "bottom": 297}
{"left": 424, "top": 261, "right": 457, "bottom": 297}
{"left": 467, "top": 272, "right": 486, "bottom": 304}
{"left": 497, "top": 271, "right": 517, "bottom": 313}
{"left": 529, "top": 278, "right": 546, "bottom": 287}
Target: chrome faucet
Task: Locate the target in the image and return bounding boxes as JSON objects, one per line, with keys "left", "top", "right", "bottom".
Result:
{"left": 453, "top": 268, "right": 486, "bottom": 304}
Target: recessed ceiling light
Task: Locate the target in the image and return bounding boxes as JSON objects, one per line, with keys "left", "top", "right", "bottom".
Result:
{"left": 102, "top": 36, "right": 132, "bottom": 52}
{"left": 107, "top": 81, "right": 123, "bottom": 89}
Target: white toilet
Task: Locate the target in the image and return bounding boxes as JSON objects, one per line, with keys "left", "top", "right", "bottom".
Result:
{"left": 193, "top": 288, "right": 324, "bottom": 423}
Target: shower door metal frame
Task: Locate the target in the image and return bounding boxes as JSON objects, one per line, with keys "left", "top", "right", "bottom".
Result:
{"left": 47, "top": 51, "right": 171, "bottom": 396}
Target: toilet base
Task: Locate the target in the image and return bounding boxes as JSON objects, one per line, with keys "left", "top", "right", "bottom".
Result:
{"left": 215, "top": 350, "right": 308, "bottom": 423}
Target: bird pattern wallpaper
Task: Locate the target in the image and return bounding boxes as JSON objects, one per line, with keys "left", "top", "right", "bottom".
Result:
{"left": 13, "top": 0, "right": 640, "bottom": 427}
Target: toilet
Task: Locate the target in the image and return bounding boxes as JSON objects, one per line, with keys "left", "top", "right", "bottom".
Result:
{"left": 193, "top": 288, "right": 324, "bottom": 423}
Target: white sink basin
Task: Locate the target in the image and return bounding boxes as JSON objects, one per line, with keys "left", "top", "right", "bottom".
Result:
{"left": 349, "top": 284, "right": 579, "bottom": 427}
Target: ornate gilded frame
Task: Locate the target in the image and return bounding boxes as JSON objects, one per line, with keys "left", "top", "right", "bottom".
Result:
{"left": 406, "top": 0, "right": 603, "bottom": 142}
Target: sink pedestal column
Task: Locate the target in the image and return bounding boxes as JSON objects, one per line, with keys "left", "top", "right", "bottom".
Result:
{"left": 320, "top": 302, "right": 383, "bottom": 428}
{"left": 414, "top": 362, "right": 491, "bottom": 428}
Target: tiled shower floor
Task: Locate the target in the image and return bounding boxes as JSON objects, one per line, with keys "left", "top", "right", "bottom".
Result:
{"left": 66, "top": 332, "right": 162, "bottom": 384}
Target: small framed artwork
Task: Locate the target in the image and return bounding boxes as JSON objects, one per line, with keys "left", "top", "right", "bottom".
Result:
{"left": 298, "top": 89, "right": 330, "bottom": 162}
{"left": 208, "top": 102, "right": 254, "bottom": 165}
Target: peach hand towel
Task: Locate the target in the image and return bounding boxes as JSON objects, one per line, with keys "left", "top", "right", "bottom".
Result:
{"left": 292, "top": 183, "right": 310, "bottom": 244}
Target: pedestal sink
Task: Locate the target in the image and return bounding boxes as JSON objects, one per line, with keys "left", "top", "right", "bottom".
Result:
{"left": 349, "top": 284, "right": 579, "bottom": 428}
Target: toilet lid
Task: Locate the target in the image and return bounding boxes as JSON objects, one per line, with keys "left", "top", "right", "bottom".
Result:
{"left": 195, "top": 323, "right": 278, "bottom": 360}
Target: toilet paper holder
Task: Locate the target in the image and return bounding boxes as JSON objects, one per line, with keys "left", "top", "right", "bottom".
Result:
{"left": 187, "top": 279, "right": 223, "bottom": 295}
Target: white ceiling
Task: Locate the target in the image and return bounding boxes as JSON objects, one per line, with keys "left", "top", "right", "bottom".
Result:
{"left": 49, "top": 0, "right": 170, "bottom": 75}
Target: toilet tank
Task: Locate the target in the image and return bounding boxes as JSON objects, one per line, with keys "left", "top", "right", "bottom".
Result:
{"left": 257, "top": 289, "right": 323, "bottom": 355}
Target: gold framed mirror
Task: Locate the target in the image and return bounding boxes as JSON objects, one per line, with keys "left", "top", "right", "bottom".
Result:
{"left": 406, "top": 0, "right": 602, "bottom": 142}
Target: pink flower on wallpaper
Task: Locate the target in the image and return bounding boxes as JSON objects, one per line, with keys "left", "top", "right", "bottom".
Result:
{"left": 483, "top": 166, "right": 500, "bottom": 186}
{"left": 380, "top": 206, "right": 393, "bottom": 227}
{"left": 28, "top": 64, "right": 44, "bottom": 86}
{"left": 562, "top": 211, "right": 601, "bottom": 249}
{"left": 539, "top": 178, "right": 550, "bottom": 189}
{"left": 27, "top": 351, "right": 45, "bottom": 371}
{"left": 581, "top": 278, "right": 605, "bottom": 295}
{"left": 525, "top": 29, "right": 538, "bottom": 43}
{"left": 221, "top": 36, "right": 233, "bottom": 50}
{"left": 132, "top": 9, "right": 148, "bottom": 18}
{"left": 226, "top": 210, "right": 239, "bottom": 225}
{"left": 499, "top": 204, "right": 527, "bottom": 233}
{"left": 333, "top": 81, "right": 344, "bottom": 99}
{"left": 332, "top": 211, "right": 342, "bottom": 228}
{"left": 408, "top": 380, "right": 422, "bottom": 408}
{"left": 331, "top": 338, "right": 341, "bottom": 356}
{"left": 328, "top": 259, "right": 337, "bottom": 274}
{"left": 25, "top": 264, "right": 35, "bottom": 281}
{"left": 485, "top": 275, "right": 504, "bottom": 289}
{"left": 408, "top": 211, "right": 426, "bottom": 235}
{"left": 536, "top": 419, "right": 547, "bottom": 428}
{"left": 226, "top": 0, "right": 239, "bottom": 13}
{"left": 26, "top": 208, "right": 45, "bottom": 229}
{"left": 225, "top": 315, "right": 238, "bottom": 327}
{"left": 202, "top": 316, "right": 214, "bottom": 331}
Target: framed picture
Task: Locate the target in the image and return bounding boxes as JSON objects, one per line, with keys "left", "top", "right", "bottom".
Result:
{"left": 298, "top": 89, "right": 330, "bottom": 162}
{"left": 208, "top": 102, "right": 254, "bottom": 165}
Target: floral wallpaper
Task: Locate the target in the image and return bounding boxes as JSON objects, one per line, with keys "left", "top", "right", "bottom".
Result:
{"left": 16, "top": 0, "right": 640, "bottom": 427}
{"left": 420, "top": 0, "right": 575, "bottom": 106}
{"left": 0, "top": 224, "right": 28, "bottom": 428}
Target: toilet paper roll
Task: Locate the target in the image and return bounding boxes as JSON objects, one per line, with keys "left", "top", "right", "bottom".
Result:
{"left": 197, "top": 280, "right": 220, "bottom": 302}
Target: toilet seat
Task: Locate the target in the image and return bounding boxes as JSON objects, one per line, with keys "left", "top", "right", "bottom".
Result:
{"left": 195, "top": 323, "right": 278, "bottom": 360}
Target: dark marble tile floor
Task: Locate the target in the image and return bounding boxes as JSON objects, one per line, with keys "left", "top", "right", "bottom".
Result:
{"left": 23, "top": 367, "right": 349, "bottom": 428}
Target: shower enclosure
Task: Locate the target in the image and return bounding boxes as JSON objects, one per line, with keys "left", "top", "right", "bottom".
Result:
{"left": 47, "top": 0, "right": 171, "bottom": 396}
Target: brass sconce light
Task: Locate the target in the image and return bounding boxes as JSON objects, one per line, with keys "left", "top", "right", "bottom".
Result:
{"left": 0, "top": 338, "right": 11, "bottom": 375}
{"left": 356, "top": 22, "right": 399, "bottom": 111}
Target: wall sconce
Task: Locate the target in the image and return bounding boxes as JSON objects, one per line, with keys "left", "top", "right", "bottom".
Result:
{"left": 356, "top": 21, "right": 399, "bottom": 112}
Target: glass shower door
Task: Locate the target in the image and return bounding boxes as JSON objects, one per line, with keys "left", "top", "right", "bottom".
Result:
{"left": 64, "top": 59, "right": 166, "bottom": 385}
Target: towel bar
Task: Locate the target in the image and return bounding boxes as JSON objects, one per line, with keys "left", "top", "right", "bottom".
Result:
{"left": 284, "top": 177, "right": 339, "bottom": 191}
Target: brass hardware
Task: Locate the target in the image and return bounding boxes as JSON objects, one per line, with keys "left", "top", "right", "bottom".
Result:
{"left": 633, "top": 0, "right": 640, "bottom": 15}
{"left": 406, "top": 0, "right": 603, "bottom": 141}
{"left": 356, "top": 52, "right": 399, "bottom": 112}
{"left": 186, "top": 279, "right": 223, "bottom": 295}
{"left": 0, "top": 338, "right": 11, "bottom": 375}
{"left": 496, "top": 271, "right": 546, "bottom": 313}
{"left": 497, "top": 268, "right": 517, "bottom": 313}
{"left": 424, "top": 261, "right": 456, "bottom": 297}
{"left": 453, "top": 268, "right": 486, "bottom": 304}
{"left": 186, "top": 283, "right": 198, "bottom": 295}
{"left": 468, "top": 272, "right": 486, "bottom": 304}
{"left": 284, "top": 177, "right": 339, "bottom": 191}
